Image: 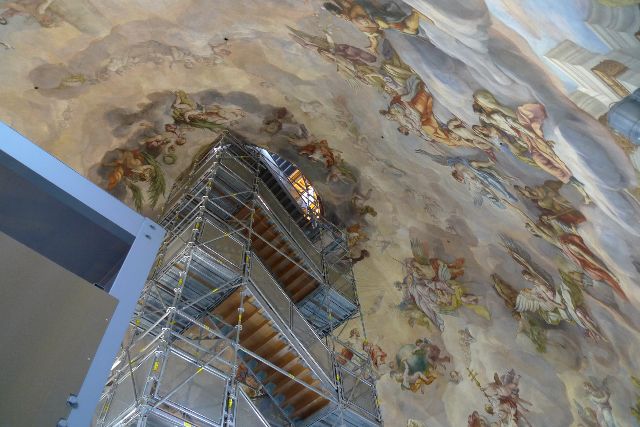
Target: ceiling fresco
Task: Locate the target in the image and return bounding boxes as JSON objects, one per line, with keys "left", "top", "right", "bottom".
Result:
{"left": 1, "top": 0, "right": 640, "bottom": 425}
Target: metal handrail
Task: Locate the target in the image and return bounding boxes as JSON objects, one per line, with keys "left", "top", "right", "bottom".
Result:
{"left": 248, "top": 255, "right": 336, "bottom": 389}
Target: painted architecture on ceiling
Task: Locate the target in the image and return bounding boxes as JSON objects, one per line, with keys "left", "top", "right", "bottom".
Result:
{"left": 1, "top": 0, "right": 640, "bottom": 426}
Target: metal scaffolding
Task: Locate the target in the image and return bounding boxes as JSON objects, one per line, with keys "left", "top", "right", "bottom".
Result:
{"left": 94, "top": 133, "right": 382, "bottom": 427}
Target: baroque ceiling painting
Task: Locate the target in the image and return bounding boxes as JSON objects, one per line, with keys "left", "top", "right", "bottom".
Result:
{"left": 3, "top": 0, "right": 640, "bottom": 425}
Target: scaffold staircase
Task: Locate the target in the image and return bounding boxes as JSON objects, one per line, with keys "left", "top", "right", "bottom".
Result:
{"left": 237, "top": 207, "right": 320, "bottom": 303}
{"left": 93, "top": 133, "right": 382, "bottom": 427}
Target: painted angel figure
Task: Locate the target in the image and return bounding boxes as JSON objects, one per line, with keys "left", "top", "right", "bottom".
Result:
{"left": 501, "top": 236, "right": 604, "bottom": 340}
{"left": 501, "top": 236, "right": 566, "bottom": 326}
{"left": 395, "top": 239, "right": 488, "bottom": 331}
{"left": 100, "top": 148, "right": 165, "bottom": 210}
{"left": 417, "top": 150, "right": 518, "bottom": 209}
{"left": 558, "top": 271, "right": 604, "bottom": 340}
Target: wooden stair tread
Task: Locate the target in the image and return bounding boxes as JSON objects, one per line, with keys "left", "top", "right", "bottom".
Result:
{"left": 292, "top": 395, "right": 330, "bottom": 419}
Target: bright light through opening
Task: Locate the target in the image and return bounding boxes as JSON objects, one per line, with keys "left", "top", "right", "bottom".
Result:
{"left": 289, "top": 169, "right": 321, "bottom": 219}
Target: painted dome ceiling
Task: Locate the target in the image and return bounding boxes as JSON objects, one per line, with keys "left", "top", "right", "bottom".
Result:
{"left": 1, "top": 0, "right": 640, "bottom": 425}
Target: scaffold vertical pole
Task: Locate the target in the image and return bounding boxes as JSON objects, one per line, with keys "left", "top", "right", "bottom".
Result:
{"left": 222, "top": 149, "right": 261, "bottom": 427}
{"left": 135, "top": 153, "right": 221, "bottom": 427}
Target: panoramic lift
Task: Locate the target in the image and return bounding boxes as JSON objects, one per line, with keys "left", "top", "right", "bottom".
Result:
{"left": 94, "top": 133, "right": 383, "bottom": 427}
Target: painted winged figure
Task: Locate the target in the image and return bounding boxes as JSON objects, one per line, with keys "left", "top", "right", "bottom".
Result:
{"left": 501, "top": 236, "right": 604, "bottom": 340}
{"left": 395, "top": 239, "right": 489, "bottom": 331}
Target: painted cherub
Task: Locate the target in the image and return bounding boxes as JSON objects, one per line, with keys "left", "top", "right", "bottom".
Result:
{"left": 351, "top": 188, "right": 377, "bottom": 218}
{"left": 141, "top": 123, "right": 187, "bottom": 165}
{"left": 261, "top": 107, "right": 295, "bottom": 135}
{"left": 389, "top": 339, "right": 444, "bottom": 393}
{"left": 298, "top": 139, "right": 338, "bottom": 168}
{"left": 363, "top": 339, "right": 387, "bottom": 370}
{"left": 172, "top": 90, "right": 245, "bottom": 130}
{"left": 346, "top": 223, "right": 369, "bottom": 248}
{"left": 326, "top": 154, "right": 357, "bottom": 184}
